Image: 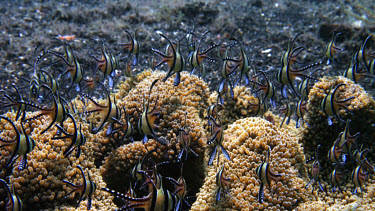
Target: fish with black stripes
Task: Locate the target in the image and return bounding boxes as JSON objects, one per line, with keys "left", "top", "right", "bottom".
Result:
{"left": 343, "top": 53, "right": 375, "bottom": 83}
{"left": 40, "top": 41, "right": 84, "bottom": 92}
{"left": 320, "top": 83, "right": 354, "bottom": 125}
{"left": 215, "top": 162, "right": 232, "bottom": 202}
{"left": 0, "top": 179, "right": 23, "bottom": 211}
{"left": 25, "top": 85, "right": 69, "bottom": 134}
{"left": 0, "top": 86, "right": 30, "bottom": 121}
{"left": 351, "top": 158, "right": 374, "bottom": 194}
{"left": 137, "top": 79, "right": 167, "bottom": 145}
{"left": 357, "top": 35, "right": 373, "bottom": 70}
{"left": 92, "top": 42, "right": 118, "bottom": 88}
{"left": 279, "top": 103, "right": 293, "bottom": 128}
{"left": 102, "top": 164, "right": 178, "bottom": 211}
{"left": 119, "top": 30, "right": 140, "bottom": 66}
{"left": 109, "top": 105, "right": 134, "bottom": 144}
{"left": 296, "top": 99, "right": 309, "bottom": 129}
{"left": 206, "top": 114, "right": 230, "bottom": 166}
{"left": 327, "top": 137, "right": 348, "bottom": 165}
{"left": 256, "top": 146, "right": 282, "bottom": 203}
{"left": 277, "top": 33, "right": 321, "bottom": 98}
{"left": 18, "top": 71, "right": 41, "bottom": 103}
{"left": 62, "top": 165, "right": 97, "bottom": 210}
{"left": 249, "top": 70, "right": 276, "bottom": 108}
{"left": 305, "top": 145, "right": 325, "bottom": 194}
{"left": 247, "top": 95, "right": 268, "bottom": 117}
{"left": 325, "top": 32, "right": 343, "bottom": 65}
{"left": 217, "top": 79, "right": 234, "bottom": 105}
{"left": 188, "top": 30, "right": 219, "bottom": 79}
{"left": 177, "top": 112, "right": 199, "bottom": 163}
{"left": 329, "top": 167, "right": 347, "bottom": 193}
{"left": 165, "top": 164, "right": 194, "bottom": 210}
{"left": 337, "top": 119, "right": 360, "bottom": 157}
{"left": 151, "top": 33, "right": 185, "bottom": 86}
{"left": 84, "top": 83, "right": 120, "bottom": 135}
{"left": 298, "top": 78, "right": 314, "bottom": 99}
{"left": 51, "top": 113, "right": 86, "bottom": 158}
{"left": 0, "top": 116, "right": 36, "bottom": 171}
{"left": 353, "top": 145, "right": 370, "bottom": 165}
{"left": 223, "top": 38, "right": 252, "bottom": 86}
{"left": 205, "top": 103, "right": 223, "bottom": 126}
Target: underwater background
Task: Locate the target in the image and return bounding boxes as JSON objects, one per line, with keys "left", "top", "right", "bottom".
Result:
{"left": 0, "top": 0, "right": 375, "bottom": 210}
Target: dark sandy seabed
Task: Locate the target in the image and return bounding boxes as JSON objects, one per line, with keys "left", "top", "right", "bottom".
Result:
{"left": 0, "top": 0, "right": 374, "bottom": 93}
{"left": 0, "top": 0, "right": 374, "bottom": 210}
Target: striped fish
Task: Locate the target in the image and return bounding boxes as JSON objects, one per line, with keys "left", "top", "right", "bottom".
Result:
{"left": 39, "top": 70, "right": 60, "bottom": 95}
{"left": 325, "top": 32, "right": 343, "bottom": 65}
{"left": 305, "top": 145, "right": 325, "bottom": 194}
{"left": 0, "top": 179, "right": 23, "bottom": 211}
{"left": 249, "top": 70, "right": 276, "bottom": 108}
{"left": 207, "top": 115, "right": 230, "bottom": 166}
{"left": 329, "top": 167, "right": 347, "bottom": 193}
{"left": 119, "top": 30, "right": 140, "bottom": 66}
{"left": 178, "top": 112, "right": 199, "bottom": 163}
{"left": 25, "top": 85, "right": 69, "bottom": 134}
{"left": 92, "top": 42, "right": 118, "bottom": 88}
{"left": 62, "top": 166, "right": 97, "bottom": 210}
{"left": 102, "top": 171, "right": 179, "bottom": 211}
{"left": 351, "top": 159, "right": 371, "bottom": 194}
{"left": 0, "top": 86, "right": 29, "bottom": 121}
{"left": 137, "top": 79, "right": 167, "bottom": 145}
{"left": 277, "top": 32, "right": 321, "bottom": 98}
{"left": 279, "top": 103, "right": 293, "bottom": 128}
{"left": 337, "top": 119, "right": 359, "bottom": 156}
{"left": 189, "top": 41, "right": 218, "bottom": 79}
{"left": 352, "top": 145, "right": 370, "bottom": 165}
{"left": 357, "top": 35, "right": 372, "bottom": 70}
{"left": 44, "top": 41, "right": 83, "bottom": 92}
{"left": 320, "top": 83, "right": 354, "bottom": 125}
{"left": 327, "top": 137, "right": 347, "bottom": 165}
{"left": 343, "top": 54, "right": 375, "bottom": 83}
{"left": 52, "top": 113, "right": 86, "bottom": 158}
{"left": 223, "top": 38, "right": 251, "bottom": 86}
{"left": 0, "top": 116, "right": 36, "bottom": 171}
{"left": 215, "top": 162, "right": 231, "bottom": 202}
{"left": 152, "top": 33, "right": 185, "bottom": 86}
{"left": 256, "top": 147, "right": 282, "bottom": 203}
{"left": 110, "top": 105, "right": 134, "bottom": 143}
{"left": 84, "top": 84, "right": 120, "bottom": 135}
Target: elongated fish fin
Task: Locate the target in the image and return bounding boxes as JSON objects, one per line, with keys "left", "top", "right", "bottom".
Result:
{"left": 216, "top": 188, "right": 221, "bottom": 202}
{"left": 208, "top": 130, "right": 219, "bottom": 145}
{"left": 174, "top": 72, "right": 181, "bottom": 86}
{"left": 221, "top": 145, "right": 231, "bottom": 161}
{"left": 258, "top": 182, "right": 264, "bottom": 203}
{"left": 208, "top": 146, "right": 217, "bottom": 166}
{"left": 285, "top": 117, "right": 290, "bottom": 125}
{"left": 87, "top": 195, "right": 92, "bottom": 210}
